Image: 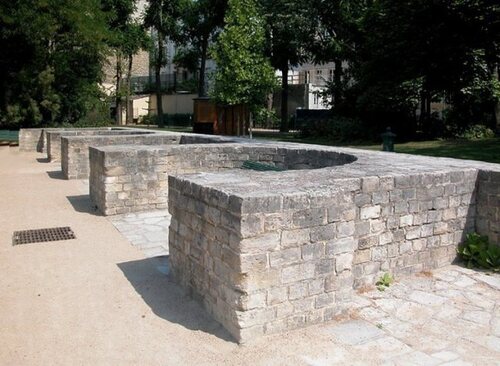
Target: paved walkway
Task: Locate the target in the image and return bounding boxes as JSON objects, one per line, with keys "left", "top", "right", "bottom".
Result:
{"left": 109, "top": 210, "right": 170, "bottom": 257}
{"left": 0, "top": 146, "right": 499, "bottom": 365}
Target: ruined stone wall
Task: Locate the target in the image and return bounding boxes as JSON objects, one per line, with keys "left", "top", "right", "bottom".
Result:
{"left": 46, "top": 129, "right": 147, "bottom": 162}
{"left": 89, "top": 144, "right": 356, "bottom": 215}
{"left": 477, "top": 170, "right": 500, "bottom": 245}
{"left": 20, "top": 127, "right": 121, "bottom": 153}
{"left": 168, "top": 168, "right": 480, "bottom": 342}
{"left": 61, "top": 134, "right": 182, "bottom": 179}
{"left": 19, "top": 129, "right": 46, "bottom": 152}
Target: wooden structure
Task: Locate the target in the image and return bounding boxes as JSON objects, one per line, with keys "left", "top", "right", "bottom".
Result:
{"left": 192, "top": 97, "right": 249, "bottom": 136}
{"left": 193, "top": 97, "right": 217, "bottom": 134}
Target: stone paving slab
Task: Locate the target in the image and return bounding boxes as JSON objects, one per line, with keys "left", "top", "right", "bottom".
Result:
{"left": 338, "top": 266, "right": 500, "bottom": 365}
{"left": 108, "top": 210, "right": 170, "bottom": 257}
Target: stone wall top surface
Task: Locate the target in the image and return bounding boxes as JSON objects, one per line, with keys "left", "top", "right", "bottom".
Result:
{"left": 167, "top": 142, "right": 500, "bottom": 198}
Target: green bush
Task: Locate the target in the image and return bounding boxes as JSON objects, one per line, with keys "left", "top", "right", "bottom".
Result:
{"left": 140, "top": 113, "right": 193, "bottom": 126}
{"left": 457, "top": 124, "right": 495, "bottom": 140}
{"left": 299, "top": 116, "right": 366, "bottom": 141}
{"left": 456, "top": 233, "right": 500, "bottom": 271}
{"left": 253, "top": 108, "right": 279, "bottom": 129}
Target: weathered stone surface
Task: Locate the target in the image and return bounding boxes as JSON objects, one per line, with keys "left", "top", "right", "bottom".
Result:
{"left": 23, "top": 127, "right": 498, "bottom": 344}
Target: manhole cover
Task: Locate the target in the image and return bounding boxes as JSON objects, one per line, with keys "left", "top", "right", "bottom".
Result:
{"left": 12, "top": 227, "right": 76, "bottom": 245}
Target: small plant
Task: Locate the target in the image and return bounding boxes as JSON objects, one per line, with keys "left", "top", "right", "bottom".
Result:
{"left": 456, "top": 233, "right": 500, "bottom": 271}
{"left": 376, "top": 272, "right": 394, "bottom": 291}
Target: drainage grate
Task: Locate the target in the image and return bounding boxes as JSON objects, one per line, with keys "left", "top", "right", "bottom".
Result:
{"left": 12, "top": 227, "right": 76, "bottom": 245}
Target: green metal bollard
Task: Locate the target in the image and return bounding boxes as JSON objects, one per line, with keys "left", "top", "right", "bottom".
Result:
{"left": 381, "top": 127, "right": 396, "bottom": 152}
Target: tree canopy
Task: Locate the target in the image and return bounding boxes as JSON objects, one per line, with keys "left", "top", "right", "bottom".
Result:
{"left": 210, "top": 0, "right": 277, "bottom": 110}
{"left": 0, "top": 0, "right": 111, "bottom": 128}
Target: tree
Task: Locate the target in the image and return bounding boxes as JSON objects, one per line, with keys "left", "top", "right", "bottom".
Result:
{"left": 311, "top": 0, "right": 367, "bottom": 108}
{"left": 353, "top": 0, "right": 500, "bottom": 136}
{"left": 122, "top": 23, "right": 150, "bottom": 124}
{"left": 0, "top": 0, "right": 110, "bottom": 128}
{"left": 210, "top": 0, "right": 277, "bottom": 116}
{"left": 260, "top": 0, "right": 318, "bottom": 132}
{"left": 175, "top": 0, "right": 228, "bottom": 97}
{"left": 102, "top": 0, "right": 137, "bottom": 125}
{"left": 144, "top": 0, "right": 183, "bottom": 127}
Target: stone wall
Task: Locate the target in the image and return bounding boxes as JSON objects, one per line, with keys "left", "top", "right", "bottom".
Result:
{"left": 19, "top": 127, "right": 121, "bottom": 153}
{"left": 477, "top": 170, "right": 500, "bottom": 245}
{"left": 46, "top": 129, "right": 148, "bottom": 162}
{"left": 89, "top": 144, "right": 356, "bottom": 215}
{"left": 62, "top": 133, "right": 234, "bottom": 180}
{"left": 168, "top": 165, "right": 489, "bottom": 343}
{"left": 62, "top": 134, "right": 181, "bottom": 180}
{"left": 19, "top": 129, "right": 45, "bottom": 152}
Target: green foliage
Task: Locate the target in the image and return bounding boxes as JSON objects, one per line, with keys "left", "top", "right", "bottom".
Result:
{"left": 300, "top": 116, "right": 366, "bottom": 142}
{"left": 376, "top": 273, "right": 394, "bottom": 291}
{"left": 457, "top": 125, "right": 496, "bottom": 140}
{"left": 176, "top": 0, "right": 228, "bottom": 95}
{"left": 253, "top": 108, "right": 280, "bottom": 129}
{"left": 210, "top": 0, "right": 277, "bottom": 110}
{"left": 140, "top": 113, "right": 193, "bottom": 126}
{"left": 0, "top": 0, "right": 109, "bottom": 128}
{"left": 318, "top": 0, "right": 500, "bottom": 139}
{"left": 457, "top": 233, "right": 500, "bottom": 271}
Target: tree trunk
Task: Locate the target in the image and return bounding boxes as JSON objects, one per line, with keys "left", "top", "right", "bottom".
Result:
{"left": 198, "top": 36, "right": 209, "bottom": 97}
{"left": 155, "top": 32, "right": 164, "bottom": 128}
{"left": 280, "top": 63, "right": 289, "bottom": 132}
{"left": 333, "top": 59, "right": 342, "bottom": 108}
{"left": 125, "top": 54, "right": 133, "bottom": 125}
{"left": 494, "top": 65, "right": 500, "bottom": 133}
{"left": 115, "top": 53, "right": 123, "bottom": 125}
{"left": 419, "top": 88, "right": 432, "bottom": 136}
{"left": 266, "top": 93, "right": 273, "bottom": 128}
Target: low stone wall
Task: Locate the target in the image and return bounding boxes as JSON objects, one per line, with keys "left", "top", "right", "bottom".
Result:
{"left": 167, "top": 148, "right": 499, "bottom": 343}
{"left": 46, "top": 129, "right": 149, "bottom": 162}
{"left": 19, "top": 127, "right": 116, "bottom": 153}
{"left": 477, "top": 170, "right": 500, "bottom": 244}
{"left": 89, "top": 144, "right": 356, "bottom": 215}
{"left": 19, "top": 128, "right": 46, "bottom": 152}
{"left": 62, "top": 133, "right": 233, "bottom": 180}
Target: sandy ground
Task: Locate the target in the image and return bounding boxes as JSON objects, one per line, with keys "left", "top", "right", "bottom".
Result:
{"left": 1, "top": 146, "right": 499, "bottom": 366}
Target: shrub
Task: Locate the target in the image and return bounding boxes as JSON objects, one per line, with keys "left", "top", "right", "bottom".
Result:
{"left": 456, "top": 233, "right": 500, "bottom": 271}
{"left": 140, "top": 113, "right": 193, "bottom": 127}
{"left": 299, "top": 116, "right": 366, "bottom": 141}
{"left": 457, "top": 124, "right": 495, "bottom": 140}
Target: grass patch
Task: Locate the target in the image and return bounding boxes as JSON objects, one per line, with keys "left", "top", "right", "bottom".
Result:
{"left": 354, "top": 138, "right": 500, "bottom": 164}
{"left": 252, "top": 131, "right": 500, "bottom": 164}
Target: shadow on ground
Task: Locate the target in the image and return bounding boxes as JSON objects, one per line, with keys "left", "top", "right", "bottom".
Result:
{"left": 117, "top": 256, "right": 234, "bottom": 343}
{"left": 67, "top": 195, "right": 101, "bottom": 215}
{"left": 37, "top": 157, "right": 50, "bottom": 163}
{"left": 47, "top": 170, "right": 66, "bottom": 180}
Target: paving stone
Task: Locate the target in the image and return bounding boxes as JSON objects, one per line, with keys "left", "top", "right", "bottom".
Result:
{"left": 473, "top": 273, "right": 500, "bottom": 290}
{"left": 453, "top": 275, "right": 477, "bottom": 288}
{"left": 109, "top": 209, "right": 170, "bottom": 256}
{"left": 408, "top": 290, "right": 447, "bottom": 306}
{"left": 323, "top": 320, "right": 385, "bottom": 345}
{"left": 352, "top": 336, "right": 412, "bottom": 361}
{"left": 431, "top": 350, "right": 460, "bottom": 362}
{"left": 386, "top": 350, "right": 441, "bottom": 366}
{"left": 461, "top": 310, "right": 491, "bottom": 326}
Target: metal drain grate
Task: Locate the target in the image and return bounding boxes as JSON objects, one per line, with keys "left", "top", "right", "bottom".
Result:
{"left": 12, "top": 227, "right": 76, "bottom": 245}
